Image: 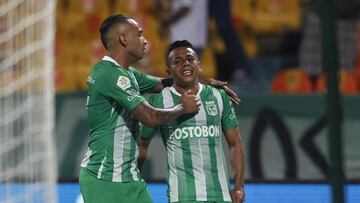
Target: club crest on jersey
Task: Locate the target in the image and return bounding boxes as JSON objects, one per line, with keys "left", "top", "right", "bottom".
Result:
{"left": 205, "top": 101, "right": 218, "bottom": 116}
{"left": 116, "top": 76, "right": 131, "bottom": 90}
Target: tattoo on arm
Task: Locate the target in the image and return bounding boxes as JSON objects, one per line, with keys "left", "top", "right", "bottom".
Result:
{"left": 131, "top": 102, "right": 184, "bottom": 128}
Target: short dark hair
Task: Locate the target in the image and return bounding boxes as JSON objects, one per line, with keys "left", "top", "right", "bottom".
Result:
{"left": 99, "top": 14, "right": 129, "bottom": 50}
{"left": 166, "top": 40, "right": 194, "bottom": 67}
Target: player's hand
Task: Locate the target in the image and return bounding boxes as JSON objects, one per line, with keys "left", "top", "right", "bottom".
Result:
{"left": 230, "top": 186, "right": 245, "bottom": 203}
{"left": 181, "top": 90, "right": 200, "bottom": 114}
{"left": 203, "top": 78, "right": 241, "bottom": 105}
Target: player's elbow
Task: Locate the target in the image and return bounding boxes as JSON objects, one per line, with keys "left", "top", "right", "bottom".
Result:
{"left": 142, "top": 121, "right": 158, "bottom": 128}
{"left": 140, "top": 117, "right": 161, "bottom": 128}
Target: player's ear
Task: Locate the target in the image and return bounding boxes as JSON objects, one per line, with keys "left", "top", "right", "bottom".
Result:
{"left": 197, "top": 60, "right": 203, "bottom": 72}
{"left": 119, "top": 33, "right": 127, "bottom": 47}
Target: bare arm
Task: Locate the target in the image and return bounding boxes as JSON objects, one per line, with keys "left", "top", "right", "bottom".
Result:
{"left": 132, "top": 102, "right": 185, "bottom": 128}
{"left": 201, "top": 78, "right": 241, "bottom": 105}
{"left": 138, "top": 138, "right": 151, "bottom": 172}
{"left": 224, "top": 127, "right": 245, "bottom": 203}
{"left": 131, "top": 90, "right": 200, "bottom": 128}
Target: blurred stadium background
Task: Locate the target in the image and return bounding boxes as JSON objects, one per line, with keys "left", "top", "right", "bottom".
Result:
{"left": 1, "top": 0, "right": 360, "bottom": 202}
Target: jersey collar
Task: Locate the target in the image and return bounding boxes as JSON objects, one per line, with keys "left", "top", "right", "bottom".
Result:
{"left": 102, "top": 56, "right": 122, "bottom": 67}
{"left": 170, "top": 83, "right": 203, "bottom": 97}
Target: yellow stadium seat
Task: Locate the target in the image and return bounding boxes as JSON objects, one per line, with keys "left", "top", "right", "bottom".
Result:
{"left": 238, "top": 0, "right": 301, "bottom": 35}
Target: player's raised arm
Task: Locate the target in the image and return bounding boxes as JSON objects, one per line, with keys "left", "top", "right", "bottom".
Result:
{"left": 131, "top": 90, "right": 200, "bottom": 128}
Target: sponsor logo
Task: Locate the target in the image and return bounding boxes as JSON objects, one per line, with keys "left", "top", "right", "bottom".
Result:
{"left": 126, "top": 89, "right": 140, "bottom": 101}
{"left": 117, "top": 76, "right": 131, "bottom": 90}
{"left": 205, "top": 101, "right": 218, "bottom": 116}
{"left": 86, "top": 76, "right": 95, "bottom": 84}
{"left": 169, "top": 125, "right": 221, "bottom": 140}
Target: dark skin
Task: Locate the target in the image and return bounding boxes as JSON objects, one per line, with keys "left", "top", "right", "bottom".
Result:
{"left": 106, "top": 17, "right": 239, "bottom": 127}
{"left": 139, "top": 46, "right": 245, "bottom": 203}
{"left": 105, "top": 18, "right": 200, "bottom": 128}
{"left": 155, "top": 1, "right": 242, "bottom": 104}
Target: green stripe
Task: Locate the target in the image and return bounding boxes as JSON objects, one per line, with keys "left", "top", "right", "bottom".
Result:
{"left": 202, "top": 87, "right": 223, "bottom": 200}
{"left": 180, "top": 138, "right": 196, "bottom": 200}
{"left": 200, "top": 88, "right": 216, "bottom": 199}
{"left": 208, "top": 139, "right": 223, "bottom": 199}
{"left": 172, "top": 92, "right": 198, "bottom": 201}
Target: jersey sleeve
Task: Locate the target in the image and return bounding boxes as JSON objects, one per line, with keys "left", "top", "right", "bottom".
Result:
{"left": 98, "top": 68, "right": 145, "bottom": 112}
{"left": 219, "top": 89, "right": 240, "bottom": 132}
{"left": 130, "top": 67, "right": 160, "bottom": 94}
{"left": 140, "top": 94, "right": 162, "bottom": 140}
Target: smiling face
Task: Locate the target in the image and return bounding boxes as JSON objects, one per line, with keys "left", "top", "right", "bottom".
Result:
{"left": 167, "top": 46, "right": 201, "bottom": 89}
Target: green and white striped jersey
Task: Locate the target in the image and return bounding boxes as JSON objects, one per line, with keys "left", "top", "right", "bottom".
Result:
{"left": 141, "top": 84, "right": 239, "bottom": 202}
{"left": 81, "top": 56, "right": 159, "bottom": 182}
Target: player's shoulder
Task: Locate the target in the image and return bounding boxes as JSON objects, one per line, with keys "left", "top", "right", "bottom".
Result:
{"left": 128, "top": 66, "right": 139, "bottom": 73}
{"left": 148, "top": 86, "right": 175, "bottom": 104}
{"left": 93, "top": 60, "right": 112, "bottom": 69}
{"left": 202, "top": 84, "right": 227, "bottom": 96}
{"left": 146, "top": 92, "right": 164, "bottom": 107}
{"left": 93, "top": 60, "right": 128, "bottom": 78}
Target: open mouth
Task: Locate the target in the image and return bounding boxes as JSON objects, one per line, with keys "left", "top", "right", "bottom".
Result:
{"left": 182, "top": 69, "right": 193, "bottom": 76}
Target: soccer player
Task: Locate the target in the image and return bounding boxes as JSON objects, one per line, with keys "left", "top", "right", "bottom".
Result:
{"left": 79, "top": 13, "right": 241, "bottom": 203}
{"left": 78, "top": 15, "right": 201, "bottom": 203}
{"left": 139, "top": 40, "right": 246, "bottom": 203}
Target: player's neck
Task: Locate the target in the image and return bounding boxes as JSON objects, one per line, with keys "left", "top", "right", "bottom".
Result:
{"left": 174, "top": 82, "right": 200, "bottom": 95}
{"left": 108, "top": 53, "right": 130, "bottom": 69}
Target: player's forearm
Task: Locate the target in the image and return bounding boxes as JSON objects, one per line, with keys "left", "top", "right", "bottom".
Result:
{"left": 132, "top": 102, "right": 186, "bottom": 128}
{"left": 229, "top": 142, "right": 245, "bottom": 188}
{"left": 138, "top": 151, "right": 147, "bottom": 172}
{"left": 149, "top": 104, "right": 186, "bottom": 126}
{"left": 138, "top": 139, "right": 150, "bottom": 172}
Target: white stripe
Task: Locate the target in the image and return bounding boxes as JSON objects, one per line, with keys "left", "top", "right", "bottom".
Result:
{"left": 103, "top": 55, "right": 121, "bottom": 67}
{"left": 191, "top": 97, "right": 208, "bottom": 200}
{"left": 211, "top": 88, "right": 224, "bottom": 116}
{"left": 97, "top": 152, "right": 107, "bottom": 179}
{"left": 80, "top": 147, "right": 92, "bottom": 168}
{"left": 168, "top": 141, "right": 179, "bottom": 202}
{"left": 162, "top": 89, "right": 179, "bottom": 202}
{"left": 163, "top": 87, "right": 174, "bottom": 108}
{"left": 212, "top": 87, "right": 231, "bottom": 201}
{"left": 110, "top": 106, "right": 115, "bottom": 117}
{"left": 112, "top": 117, "right": 125, "bottom": 182}
{"left": 215, "top": 140, "right": 232, "bottom": 201}
{"left": 170, "top": 83, "right": 203, "bottom": 97}
{"left": 130, "top": 143, "right": 140, "bottom": 181}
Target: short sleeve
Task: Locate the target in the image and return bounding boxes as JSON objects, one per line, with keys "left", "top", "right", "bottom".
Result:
{"left": 140, "top": 94, "right": 161, "bottom": 140}
{"left": 98, "top": 68, "right": 145, "bottom": 112}
{"left": 220, "top": 90, "right": 240, "bottom": 132}
{"left": 130, "top": 67, "right": 160, "bottom": 93}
